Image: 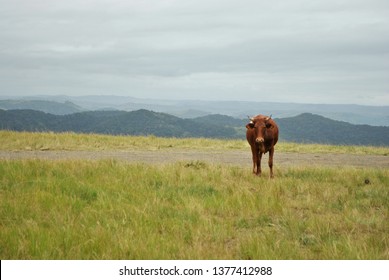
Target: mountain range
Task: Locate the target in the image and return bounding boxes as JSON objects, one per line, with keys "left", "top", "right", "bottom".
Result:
{"left": 1, "top": 96, "right": 388, "bottom": 126}
{"left": 1, "top": 109, "right": 389, "bottom": 146}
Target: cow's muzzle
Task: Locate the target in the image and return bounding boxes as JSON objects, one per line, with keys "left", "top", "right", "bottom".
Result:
{"left": 255, "top": 137, "right": 264, "bottom": 143}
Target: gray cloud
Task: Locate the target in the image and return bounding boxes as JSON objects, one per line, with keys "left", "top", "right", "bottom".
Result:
{"left": 0, "top": 0, "right": 388, "bottom": 105}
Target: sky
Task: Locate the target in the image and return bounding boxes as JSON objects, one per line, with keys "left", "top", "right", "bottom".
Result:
{"left": 1, "top": 0, "right": 388, "bottom": 105}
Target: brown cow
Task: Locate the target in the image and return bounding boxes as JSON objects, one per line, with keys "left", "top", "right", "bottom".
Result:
{"left": 246, "top": 114, "right": 279, "bottom": 178}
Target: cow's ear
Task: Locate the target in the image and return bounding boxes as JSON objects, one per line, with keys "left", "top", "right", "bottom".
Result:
{"left": 265, "top": 115, "right": 272, "bottom": 128}
{"left": 246, "top": 122, "right": 254, "bottom": 129}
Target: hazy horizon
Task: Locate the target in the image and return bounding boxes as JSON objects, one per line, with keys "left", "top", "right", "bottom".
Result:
{"left": 3, "top": 93, "right": 389, "bottom": 108}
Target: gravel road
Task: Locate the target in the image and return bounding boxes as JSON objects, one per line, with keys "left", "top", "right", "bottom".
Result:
{"left": 1, "top": 150, "right": 388, "bottom": 168}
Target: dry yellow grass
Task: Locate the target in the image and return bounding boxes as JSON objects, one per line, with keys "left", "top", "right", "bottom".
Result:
{"left": 1, "top": 131, "right": 388, "bottom": 259}
{"left": 1, "top": 130, "right": 388, "bottom": 155}
{"left": 0, "top": 159, "right": 388, "bottom": 259}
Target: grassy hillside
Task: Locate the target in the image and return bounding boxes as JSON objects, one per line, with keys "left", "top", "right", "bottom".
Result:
{"left": 0, "top": 159, "right": 388, "bottom": 259}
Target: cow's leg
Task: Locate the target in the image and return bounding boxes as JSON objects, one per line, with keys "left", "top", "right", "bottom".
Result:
{"left": 268, "top": 147, "right": 274, "bottom": 178}
{"left": 256, "top": 152, "right": 263, "bottom": 176}
{"left": 251, "top": 147, "right": 257, "bottom": 174}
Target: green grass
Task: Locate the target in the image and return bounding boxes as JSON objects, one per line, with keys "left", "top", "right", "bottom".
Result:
{"left": 1, "top": 130, "right": 389, "bottom": 155}
{"left": 1, "top": 159, "right": 388, "bottom": 259}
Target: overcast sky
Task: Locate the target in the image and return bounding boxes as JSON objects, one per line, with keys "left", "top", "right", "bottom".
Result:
{"left": 1, "top": 0, "right": 388, "bottom": 105}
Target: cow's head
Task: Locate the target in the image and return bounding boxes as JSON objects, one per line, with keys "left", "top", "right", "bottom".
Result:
{"left": 246, "top": 115, "right": 273, "bottom": 146}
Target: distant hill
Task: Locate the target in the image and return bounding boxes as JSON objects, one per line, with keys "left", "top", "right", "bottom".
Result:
{"left": 5, "top": 95, "right": 389, "bottom": 126}
{"left": 0, "top": 100, "right": 83, "bottom": 115}
{"left": 0, "top": 109, "right": 236, "bottom": 139}
{"left": 1, "top": 109, "right": 388, "bottom": 146}
{"left": 78, "top": 97, "right": 389, "bottom": 126}
{"left": 275, "top": 113, "right": 389, "bottom": 146}
{"left": 193, "top": 114, "right": 246, "bottom": 127}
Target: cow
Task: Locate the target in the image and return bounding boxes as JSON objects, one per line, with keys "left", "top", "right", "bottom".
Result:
{"left": 246, "top": 114, "right": 279, "bottom": 178}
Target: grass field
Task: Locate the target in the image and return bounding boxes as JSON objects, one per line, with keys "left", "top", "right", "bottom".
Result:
{"left": 1, "top": 130, "right": 389, "bottom": 155}
{"left": 0, "top": 131, "right": 388, "bottom": 259}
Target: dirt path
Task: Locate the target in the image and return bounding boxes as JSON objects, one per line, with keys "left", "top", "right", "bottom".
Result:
{"left": 1, "top": 150, "right": 388, "bottom": 168}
